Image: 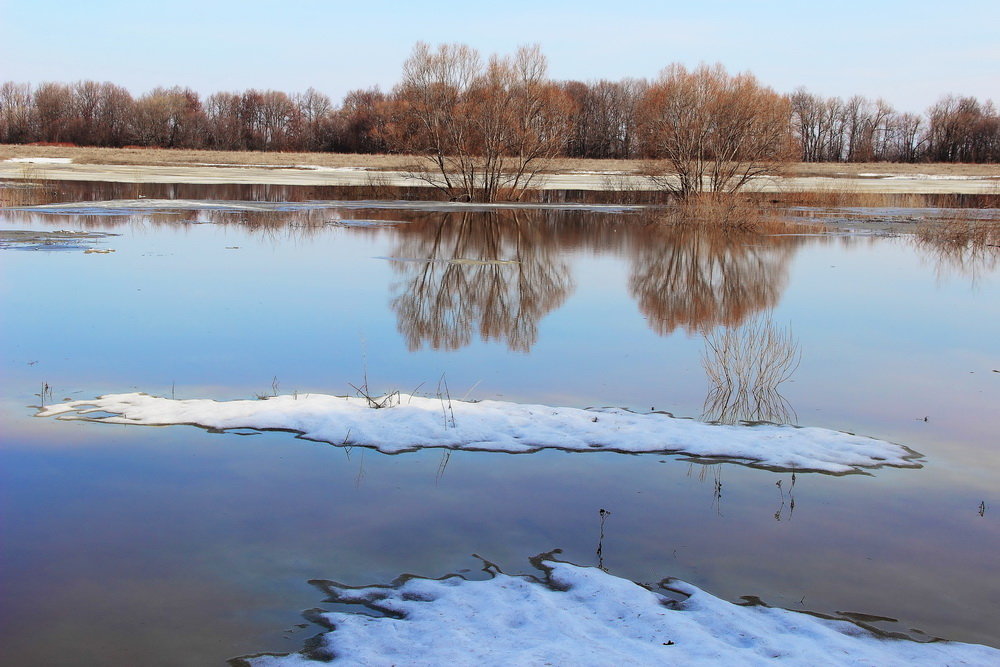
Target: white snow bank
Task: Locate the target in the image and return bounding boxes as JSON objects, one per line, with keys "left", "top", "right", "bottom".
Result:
{"left": 193, "top": 162, "right": 370, "bottom": 172}
{"left": 5, "top": 157, "right": 72, "bottom": 164}
{"left": 37, "top": 392, "right": 920, "bottom": 473}
{"left": 244, "top": 559, "right": 999, "bottom": 666}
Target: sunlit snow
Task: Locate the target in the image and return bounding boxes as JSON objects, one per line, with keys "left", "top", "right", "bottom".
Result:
{"left": 37, "top": 392, "right": 921, "bottom": 473}
{"left": 240, "top": 558, "right": 999, "bottom": 666}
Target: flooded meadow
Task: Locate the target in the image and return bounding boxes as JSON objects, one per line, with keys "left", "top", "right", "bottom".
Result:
{"left": 1, "top": 181, "right": 998, "bottom": 665}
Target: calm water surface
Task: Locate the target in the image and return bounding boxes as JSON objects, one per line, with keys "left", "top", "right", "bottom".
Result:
{"left": 1, "top": 183, "right": 998, "bottom": 665}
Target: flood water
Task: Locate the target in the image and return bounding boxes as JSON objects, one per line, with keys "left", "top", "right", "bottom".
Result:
{"left": 1, "top": 182, "right": 998, "bottom": 665}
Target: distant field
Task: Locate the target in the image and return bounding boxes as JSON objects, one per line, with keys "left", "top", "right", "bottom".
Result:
{"left": 2, "top": 144, "right": 998, "bottom": 196}
{"left": 2, "top": 143, "right": 999, "bottom": 177}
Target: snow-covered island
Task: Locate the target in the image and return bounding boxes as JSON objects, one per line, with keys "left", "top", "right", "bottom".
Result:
{"left": 37, "top": 391, "right": 921, "bottom": 474}
{"left": 237, "top": 556, "right": 999, "bottom": 666}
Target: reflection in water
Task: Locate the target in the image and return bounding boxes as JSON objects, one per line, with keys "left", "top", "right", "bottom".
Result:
{"left": 388, "top": 211, "right": 816, "bottom": 351}
{"left": 687, "top": 462, "right": 726, "bottom": 516}
{"left": 389, "top": 211, "right": 575, "bottom": 352}
{"left": 774, "top": 472, "right": 797, "bottom": 522}
{"left": 913, "top": 221, "right": 1000, "bottom": 284}
{"left": 700, "top": 315, "right": 800, "bottom": 425}
{"left": 596, "top": 508, "right": 611, "bottom": 572}
{"left": 628, "top": 224, "right": 803, "bottom": 335}
{"left": 0, "top": 180, "right": 431, "bottom": 231}
{"left": 2, "top": 181, "right": 829, "bottom": 351}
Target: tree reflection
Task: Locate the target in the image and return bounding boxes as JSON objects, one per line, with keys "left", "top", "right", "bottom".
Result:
{"left": 389, "top": 210, "right": 574, "bottom": 351}
{"left": 5, "top": 181, "right": 822, "bottom": 352}
{"left": 628, "top": 223, "right": 803, "bottom": 335}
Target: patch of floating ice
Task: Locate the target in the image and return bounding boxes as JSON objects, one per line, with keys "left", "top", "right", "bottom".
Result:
{"left": 37, "top": 392, "right": 920, "bottom": 473}
{"left": 5, "top": 157, "right": 72, "bottom": 164}
{"left": 0, "top": 229, "right": 117, "bottom": 251}
{"left": 324, "top": 218, "right": 410, "bottom": 228}
{"left": 883, "top": 174, "right": 988, "bottom": 180}
{"left": 298, "top": 165, "right": 370, "bottom": 172}
{"left": 192, "top": 162, "right": 370, "bottom": 171}
{"left": 239, "top": 557, "right": 999, "bottom": 666}
{"left": 856, "top": 173, "right": 990, "bottom": 180}
{"left": 18, "top": 198, "right": 647, "bottom": 214}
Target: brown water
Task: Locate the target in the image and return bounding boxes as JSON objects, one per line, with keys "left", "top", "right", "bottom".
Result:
{"left": 1, "top": 181, "right": 998, "bottom": 665}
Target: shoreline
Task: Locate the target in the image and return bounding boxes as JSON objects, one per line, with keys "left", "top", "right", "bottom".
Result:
{"left": 2, "top": 145, "right": 998, "bottom": 194}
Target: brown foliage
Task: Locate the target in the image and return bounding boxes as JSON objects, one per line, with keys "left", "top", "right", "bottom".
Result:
{"left": 380, "top": 42, "right": 575, "bottom": 201}
{"left": 637, "top": 63, "right": 792, "bottom": 196}
{"left": 2, "top": 56, "right": 997, "bottom": 165}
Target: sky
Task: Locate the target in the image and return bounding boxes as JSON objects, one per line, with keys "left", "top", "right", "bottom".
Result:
{"left": 2, "top": 0, "right": 997, "bottom": 113}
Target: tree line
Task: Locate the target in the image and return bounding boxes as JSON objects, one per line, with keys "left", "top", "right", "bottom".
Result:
{"left": 2, "top": 46, "right": 997, "bottom": 164}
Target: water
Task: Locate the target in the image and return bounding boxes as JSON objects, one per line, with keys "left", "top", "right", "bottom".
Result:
{"left": 1, "top": 183, "right": 998, "bottom": 665}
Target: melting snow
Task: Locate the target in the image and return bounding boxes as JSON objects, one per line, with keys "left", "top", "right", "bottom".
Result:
{"left": 5, "top": 157, "right": 72, "bottom": 164}
{"left": 37, "top": 392, "right": 920, "bottom": 473}
{"left": 241, "top": 558, "right": 999, "bottom": 666}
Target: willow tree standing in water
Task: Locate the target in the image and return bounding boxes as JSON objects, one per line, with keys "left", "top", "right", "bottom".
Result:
{"left": 383, "top": 42, "right": 574, "bottom": 202}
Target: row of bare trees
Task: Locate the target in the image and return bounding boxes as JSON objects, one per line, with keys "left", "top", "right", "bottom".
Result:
{"left": 789, "top": 89, "right": 1000, "bottom": 164}
{"left": 3, "top": 45, "right": 998, "bottom": 167}
{"left": 0, "top": 81, "right": 377, "bottom": 152}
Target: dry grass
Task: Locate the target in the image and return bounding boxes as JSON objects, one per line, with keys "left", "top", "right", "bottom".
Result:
{"left": 771, "top": 188, "right": 936, "bottom": 208}
{"left": 659, "top": 194, "right": 822, "bottom": 234}
{"left": 914, "top": 216, "right": 1000, "bottom": 280}
{"left": 0, "top": 144, "right": 418, "bottom": 171}
{"left": 916, "top": 217, "right": 1000, "bottom": 247}
{"left": 3, "top": 143, "right": 998, "bottom": 178}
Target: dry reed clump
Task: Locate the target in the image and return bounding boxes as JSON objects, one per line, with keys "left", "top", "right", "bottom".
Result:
{"left": 660, "top": 194, "right": 816, "bottom": 234}
{"left": 701, "top": 314, "right": 801, "bottom": 425}
{"left": 772, "top": 186, "right": 934, "bottom": 209}
{"left": 0, "top": 166, "right": 60, "bottom": 208}
{"left": 915, "top": 216, "right": 1000, "bottom": 248}
{"left": 914, "top": 216, "right": 1000, "bottom": 278}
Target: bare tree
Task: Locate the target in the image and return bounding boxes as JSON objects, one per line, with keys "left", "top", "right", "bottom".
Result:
{"left": 293, "top": 87, "right": 335, "bottom": 151}
{"left": 384, "top": 42, "right": 574, "bottom": 201}
{"left": 0, "top": 82, "right": 34, "bottom": 143}
{"left": 32, "top": 82, "right": 74, "bottom": 143}
{"left": 66, "top": 81, "right": 134, "bottom": 146}
{"left": 133, "top": 87, "right": 205, "bottom": 148}
{"left": 336, "top": 87, "right": 390, "bottom": 153}
{"left": 926, "top": 95, "right": 1000, "bottom": 163}
{"left": 637, "top": 63, "right": 791, "bottom": 197}
{"left": 564, "top": 78, "right": 645, "bottom": 159}
{"left": 888, "top": 112, "right": 924, "bottom": 162}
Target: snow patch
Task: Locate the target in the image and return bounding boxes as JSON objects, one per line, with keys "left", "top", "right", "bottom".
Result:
{"left": 192, "top": 162, "right": 370, "bottom": 171}
{"left": 856, "top": 172, "right": 991, "bottom": 181}
{"left": 5, "top": 157, "right": 72, "bottom": 164}
{"left": 242, "top": 558, "right": 1000, "bottom": 666}
{"left": 37, "top": 392, "right": 920, "bottom": 473}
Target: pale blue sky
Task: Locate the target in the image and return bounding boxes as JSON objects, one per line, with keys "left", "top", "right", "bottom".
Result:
{"left": 2, "top": 0, "right": 996, "bottom": 112}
